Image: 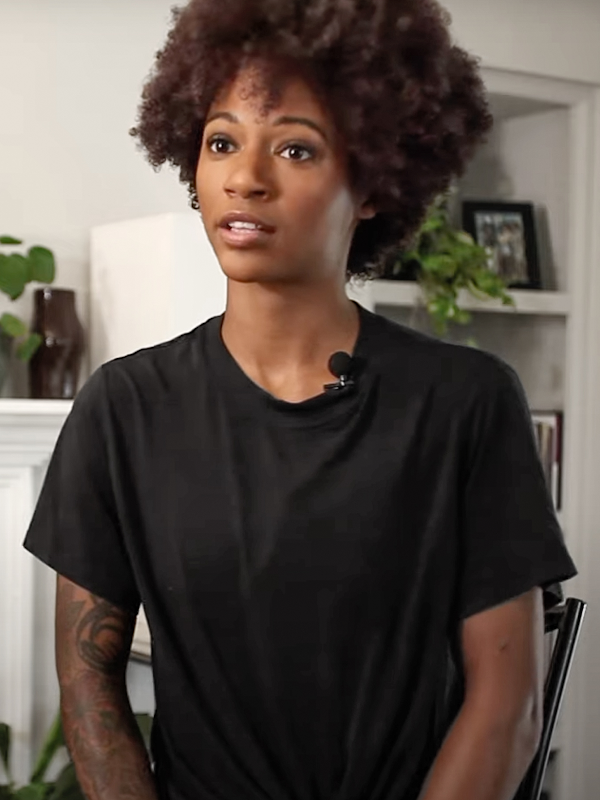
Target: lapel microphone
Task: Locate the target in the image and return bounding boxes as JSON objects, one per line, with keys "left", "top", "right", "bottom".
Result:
{"left": 324, "top": 351, "right": 356, "bottom": 393}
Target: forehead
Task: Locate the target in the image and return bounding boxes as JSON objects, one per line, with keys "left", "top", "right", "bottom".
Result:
{"left": 209, "top": 61, "right": 332, "bottom": 126}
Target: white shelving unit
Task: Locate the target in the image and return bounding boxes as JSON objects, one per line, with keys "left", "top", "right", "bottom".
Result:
{"left": 372, "top": 280, "right": 571, "bottom": 316}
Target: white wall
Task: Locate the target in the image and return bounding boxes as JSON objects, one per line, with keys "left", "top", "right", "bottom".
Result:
{"left": 444, "top": 0, "right": 600, "bottom": 84}
{"left": 0, "top": 0, "right": 190, "bottom": 397}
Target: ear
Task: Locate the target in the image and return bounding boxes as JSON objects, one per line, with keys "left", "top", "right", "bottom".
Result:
{"left": 357, "top": 199, "right": 377, "bottom": 221}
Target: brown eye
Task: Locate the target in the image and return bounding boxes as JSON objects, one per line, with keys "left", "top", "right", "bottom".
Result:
{"left": 280, "top": 143, "right": 315, "bottom": 162}
{"left": 208, "top": 135, "right": 235, "bottom": 154}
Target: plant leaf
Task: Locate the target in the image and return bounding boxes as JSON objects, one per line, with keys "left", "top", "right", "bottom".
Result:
{"left": 0, "top": 314, "right": 28, "bottom": 339}
{"left": 135, "top": 714, "right": 153, "bottom": 752}
{"left": 47, "top": 764, "right": 84, "bottom": 800}
{"left": 0, "top": 724, "right": 11, "bottom": 781}
{"left": 0, "top": 236, "right": 22, "bottom": 246}
{"left": 30, "top": 713, "right": 64, "bottom": 785}
{"left": 14, "top": 784, "right": 51, "bottom": 800}
{"left": 453, "top": 307, "right": 472, "bottom": 325}
{"left": 421, "top": 254, "right": 457, "bottom": 279}
{"left": 27, "top": 248, "right": 55, "bottom": 285}
{"left": 420, "top": 214, "right": 445, "bottom": 234}
{"left": 455, "top": 230, "right": 475, "bottom": 246}
{"left": 0, "top": 785, "right": 15, "bottom": 800}
{"left": 392, "top": 191, "right": 514, "bottom": 339}
{"left": 0, "top": 254, "right": 29, "bottom": 300}
{"left": 16, "top": 334, "right": 42, "bottom": 363}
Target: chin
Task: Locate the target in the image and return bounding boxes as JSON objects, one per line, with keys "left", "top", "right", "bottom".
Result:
{"left": 218, "top": 252, "right": 298, "bottom": 284}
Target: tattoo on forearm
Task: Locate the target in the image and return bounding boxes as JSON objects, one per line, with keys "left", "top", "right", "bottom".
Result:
{"left": 75, "top": 597, "right": 134, "bottom": 674}
{"left": 57, "top": 582, "right": 156, "bottom": 800}
{"left": 57, "top": 580, "right": 135, "bottom": 675}
{"left": 61, "top": 671, "right": 156, "bottom": 800}
{"left": 57, "top": 581, "right": 84, "bottom": 636}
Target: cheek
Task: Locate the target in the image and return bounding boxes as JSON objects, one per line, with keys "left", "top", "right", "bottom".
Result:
{"left": 195, "top": 146, "right": 218, "bottom": 206}
{"left": 294, "top": 182, "right": 356, "bottom": 251}
{"left": 321, "top": 194, "right": 357, "bottom": 264}
{"left": 195, "top": 158, "right": 208, "bottom": 207}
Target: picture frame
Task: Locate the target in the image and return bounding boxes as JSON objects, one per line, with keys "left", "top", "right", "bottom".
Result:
{"left": 462, "top": 201, "right": 541, "bottom": 289}
{"left": 531, "top": 411, "right": 563, "bottom": 510}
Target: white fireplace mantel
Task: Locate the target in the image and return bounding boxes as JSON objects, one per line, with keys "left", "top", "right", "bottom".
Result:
{"left": 0, "top": 399, "right": 72, "bottom": 783}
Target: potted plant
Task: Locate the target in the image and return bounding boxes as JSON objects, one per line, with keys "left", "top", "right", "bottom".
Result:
{"left": 0, "top": 711, "right": 81, "bottom": 800}
{"left": 0, "top": 711, "right": 153, "bottom": 800}
{"left": 0, "top": 235, "right": 56, "bottom": 393}
{"left": 384, "top": 193, "right": 515, "bottom": 337}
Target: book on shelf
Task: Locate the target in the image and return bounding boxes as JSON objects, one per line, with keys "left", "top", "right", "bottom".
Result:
{"left": 531, "top": 411, "right": 563, "bottom": 511}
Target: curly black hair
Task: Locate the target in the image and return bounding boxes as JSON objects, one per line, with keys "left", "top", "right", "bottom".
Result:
{"left": 131, "top": 0, "right": 493, "bottom": 280}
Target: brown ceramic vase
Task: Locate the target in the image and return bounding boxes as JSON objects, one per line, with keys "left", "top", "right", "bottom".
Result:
{"left": 29, "top": 288, "right": 85, "bottom": 399}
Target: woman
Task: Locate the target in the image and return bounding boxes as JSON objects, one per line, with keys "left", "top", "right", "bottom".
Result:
{"left": 24, "top": 2, "right": 577, "bottom": 800}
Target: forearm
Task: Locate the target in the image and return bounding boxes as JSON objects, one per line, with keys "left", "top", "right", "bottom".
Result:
{"left": 55, "top": 578, "right": 157, "bottom": 800}
{"left": 419, "top": 700, "right": 538, "bottom": 800}
{"left": 60, "top": 669, "right": 158, "bottom": 800}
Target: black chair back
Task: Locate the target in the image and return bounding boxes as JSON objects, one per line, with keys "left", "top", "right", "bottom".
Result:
{"left": 515, "top": 597, "right": 586, "bottom": 800}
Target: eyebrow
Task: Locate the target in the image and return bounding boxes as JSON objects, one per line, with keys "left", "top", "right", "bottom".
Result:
{"left": 205, "top": 111, "right": 329, "bottom": 143}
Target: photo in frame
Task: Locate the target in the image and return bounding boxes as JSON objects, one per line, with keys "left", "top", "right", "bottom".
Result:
{"left": 462, "top": 201, "right": 541, "bottom": 289}
{"left": 531, "top": 411, "right": 563, "bottom": 510}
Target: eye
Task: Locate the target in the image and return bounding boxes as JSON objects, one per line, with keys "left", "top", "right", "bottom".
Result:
{"left": 207, "top": 135, "right": 236, "bottom": 155}
{"left": 279, "top": 143, "right": 316, "bottom": 162}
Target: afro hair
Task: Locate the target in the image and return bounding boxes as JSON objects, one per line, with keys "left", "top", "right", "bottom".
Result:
{"left": 131, "top": 0, "right": 493, "bottom": 280}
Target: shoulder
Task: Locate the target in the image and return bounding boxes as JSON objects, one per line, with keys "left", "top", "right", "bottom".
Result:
{"left": 367, "top": 309, "right": 520, "bottom": 405}
{"left": 100, "top": 316, "right": 216, "bottom": 394}
{"left": 106, "top": 318, "right": 212, "bottom": 379}
{"left": 73, "top": 316, "right": 218, "bottom": 422}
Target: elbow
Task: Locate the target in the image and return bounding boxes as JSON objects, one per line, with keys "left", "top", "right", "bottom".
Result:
{"left": 518, "top": 701, "right": 543, "bottom": 767}
{"left": 518, "top": 683, "right": 544, "bottom": 759}
{"left": 469, "top": 689, "right": 543, "bottom": 768}
{"left": 498, "top": 693, "right": 543, "bottom": 768}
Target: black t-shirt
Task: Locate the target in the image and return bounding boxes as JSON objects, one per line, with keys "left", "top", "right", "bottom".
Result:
{"left": 24, "top": 303, "right": 577, "bottom": 800}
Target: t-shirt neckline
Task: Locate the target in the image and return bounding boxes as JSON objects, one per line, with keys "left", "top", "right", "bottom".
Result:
{"left": 206, "top": 301, "right": 374, "bottom": 426}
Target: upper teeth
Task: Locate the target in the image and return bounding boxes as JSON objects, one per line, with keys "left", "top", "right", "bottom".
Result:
{"left": 229, "top": 221, "right": 260, "bottom": 230}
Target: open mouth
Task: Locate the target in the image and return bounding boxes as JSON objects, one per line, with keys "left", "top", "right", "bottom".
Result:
{"left": 219, "top": 222, "right": 275, "bottom": 247}
{"left": 225, "top": 221, "right": 268, "bottom": 232}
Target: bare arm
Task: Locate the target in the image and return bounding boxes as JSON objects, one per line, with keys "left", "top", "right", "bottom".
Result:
{"left": 420, "top": 588, "right": 545, "bottom": 800}
{"left": 56, "top": 575, "right": 158, "bottom": 800}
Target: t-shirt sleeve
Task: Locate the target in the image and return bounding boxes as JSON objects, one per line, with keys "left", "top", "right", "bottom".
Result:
{"left": 23, "top": 366, "right": 140, "bottom": 614}
{"left": 459, "top": 359, "right": 577, "bottom": 620}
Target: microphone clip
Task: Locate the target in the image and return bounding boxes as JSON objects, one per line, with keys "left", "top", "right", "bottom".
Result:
{"left": 323, "top": 351, "right": 357, "bottom": 394}
{"left": 323, "top": 375, "right": 356, "bottom": 393}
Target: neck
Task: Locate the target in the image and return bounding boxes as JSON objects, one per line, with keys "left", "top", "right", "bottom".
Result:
{"left": 220, "top": 279, "right": 361, "bottom": 401}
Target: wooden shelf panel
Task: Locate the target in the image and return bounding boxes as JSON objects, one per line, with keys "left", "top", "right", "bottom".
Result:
{"left": 372, "top": 280, "right": 570, "bottom": 317}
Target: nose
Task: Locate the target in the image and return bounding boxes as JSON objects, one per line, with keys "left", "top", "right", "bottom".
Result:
{"left": 224, "top": 145, "right": 273, "bottom": 201}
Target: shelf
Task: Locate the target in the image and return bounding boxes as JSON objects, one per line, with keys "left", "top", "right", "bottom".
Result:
{"left": 0, "top": 399, "right": 73, "bottom": 417}
{"left": 372, "top": 281, "right": 570, "bottom": 317}
{"left": 0, "top": 400, "right": 71, "bottom": 456}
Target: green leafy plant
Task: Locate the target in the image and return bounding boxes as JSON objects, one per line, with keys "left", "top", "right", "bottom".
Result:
{"left": 389, "top": 194, "right": 515, "bottom": 337}
{"left": 0, "top": 235, "right": 56, "bottom": 361}
{"left": 0, "top": 712, "right": 153, "bottom": 800}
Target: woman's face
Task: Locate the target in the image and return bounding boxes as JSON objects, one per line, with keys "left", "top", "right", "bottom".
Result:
{"left": 196, "top": 63, "right": 374, "bottom": 286}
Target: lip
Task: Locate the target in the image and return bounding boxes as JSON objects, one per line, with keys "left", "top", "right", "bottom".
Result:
{"left": 218, "top": 211, "right": 276, "bottom": 233}
{"left": 218, "top": 226, "right": 275, "bottom": 248}
{"left": 218, "top": 211, "right": 277, "bottom": 249}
